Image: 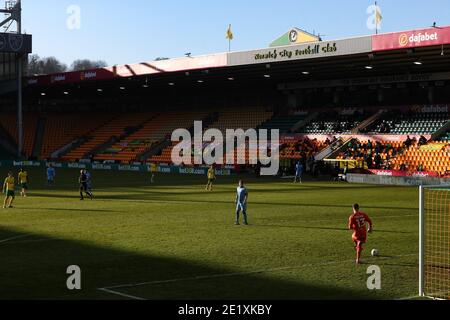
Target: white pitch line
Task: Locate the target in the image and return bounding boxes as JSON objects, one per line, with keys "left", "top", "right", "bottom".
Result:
{"left": 1, "top": 238, "right": 58, "bottom": 246}
{"left": 100, "top": 253, "right": 417, "bottom": 294}
{"left": 289, "top": 214, "right": 417, "bottom": 225}
{"left": 0, "top": 234, "right": 31, "bottom": 244}
{"left": 396, "top": 295, "right": 420, "bottom": 301}
{"left": 98, "top": 288, "right": 146, "bottom": 300}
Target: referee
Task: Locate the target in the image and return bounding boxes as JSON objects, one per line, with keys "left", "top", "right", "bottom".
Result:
{"left": 79, "top": 170, "right": 93, "bottom": 200}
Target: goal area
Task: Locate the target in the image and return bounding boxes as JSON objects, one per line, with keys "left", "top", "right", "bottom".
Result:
{"left": 419, "top": 186, "right": 450, "bottom": 300}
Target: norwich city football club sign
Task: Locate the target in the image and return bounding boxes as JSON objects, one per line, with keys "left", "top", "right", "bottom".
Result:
{"left": 228, "top": 36, "right": 372, "bottom": 66}
{"left": 254, "top": 43, "right": 338, "bottom": 61}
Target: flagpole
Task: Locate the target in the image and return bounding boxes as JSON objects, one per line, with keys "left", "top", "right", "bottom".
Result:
{"left": 375, "top": 1, "right": 378, "bottom": 35}
{"left": 225, "top": 24, "right": 235, "bottom": 52}
{"left": 375, "top": 1, "right": 378, "bottom": 34}
{"left": 227, "top": 24, "right": 232, "bottom": 52}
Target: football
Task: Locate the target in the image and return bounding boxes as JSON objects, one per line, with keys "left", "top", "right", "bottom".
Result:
{"left": 371, "top": 249, "right": 380, "bottom": 257}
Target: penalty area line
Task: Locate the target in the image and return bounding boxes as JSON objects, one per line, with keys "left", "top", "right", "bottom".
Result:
{"left": 0, "top": 234, "right": 31, "bottom": 244}
{"left": 98, "top": 288, "right": 146, "bottom": 301}
{"left": 1, "top": 238, "right": 59, "bottom": 246}
{"left": 396, "top": 295, "right": 421, "bottom": 301}
{"left": 98, "top": 253, "right": 417, "bottom": 299}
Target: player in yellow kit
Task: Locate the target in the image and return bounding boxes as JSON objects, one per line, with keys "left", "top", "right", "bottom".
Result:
{"left": 18, "top": 168, "right": 29, "bottom": 197}
{"left": 150, "top": 163, "right": 157, "bottom": 184}
{"left": 3, "top": 171, "right": 15, "bottom": 209}
{"left": 205, "top": 166, "right": 216, "bottom": 191}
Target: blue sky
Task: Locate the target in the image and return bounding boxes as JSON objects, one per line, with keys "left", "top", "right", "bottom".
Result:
{"left": 21, "top": 0, "right": 450, "bottom": 66}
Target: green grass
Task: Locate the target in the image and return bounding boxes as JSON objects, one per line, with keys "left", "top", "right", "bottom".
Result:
{"left": 0, "top": 168, "right": 420, "bottom": 300}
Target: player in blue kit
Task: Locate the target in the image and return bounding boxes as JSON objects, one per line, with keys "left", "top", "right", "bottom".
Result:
{"left": 294, "top": 161, "right": 303, "bottom": 183}
{"left": 235, "top": 180, "right": 249, "bottom": 225}
{"left": 85, "top": 170, "right": 93, "bottom": 193}
{"left": 47, "top": 165, "right": 56, "bottom": 186}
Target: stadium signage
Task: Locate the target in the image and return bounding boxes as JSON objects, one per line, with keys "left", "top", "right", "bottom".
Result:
{"left": 372, "top": 26, "right": 450, "bottom": 51}
{"left": 81, "top": 71, "right": 97, "bottom": 80}
{"left": 27, "top": 53, "right": 227, "bottom": 86}
{"left": 67, "top": 163, "right": 87, "bottom": 169}
{"left": 118, "top": 165, "right": 140, "bottom": 171}
{"left": 179, "top": 167, "right": 206, "bottom": 175}
{"left": 156, "top": 165, "right": 231, "bottom": 176}
{"left": 0, "top": 33, "right": 32, "bottom": 53}
{"left": 91, "top": 164, "right": 113, "bottom": 170}
{"left": 417, "top": 105, "right": 448, "bottom": 113}
{"left": 0, "top": 160, "right": 232, "bottom": 176}
{"left": 254, "top": 43, "right": 337, "bottom": 61}
{"left": 51, "top": 75, "right": 66, "bottom": 83}
{"left": 47, "top": 162, "right": 63, "bottom": 168}
{"left": 369, "top": 169, "right": 440, "bottom": 178}
{"left": 157, "top": 166, "right": 171, "bottom": 173}
{"left": 405, "top": 32, "right": 437, "bottom": 45}
{"left": 12, "top": 161, "right": 41, "bottom": 167}
{"left": 229, "top": 36, "right": 372, "bottom": 66}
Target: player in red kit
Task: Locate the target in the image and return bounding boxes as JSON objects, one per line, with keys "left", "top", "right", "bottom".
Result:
{"left": 348, "top": 204, "right": 373, "bottom": 265}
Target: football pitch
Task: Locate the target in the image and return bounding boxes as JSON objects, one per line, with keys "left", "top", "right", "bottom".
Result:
{"left": 0, "top": 168, "right": 419, "bottom": 300}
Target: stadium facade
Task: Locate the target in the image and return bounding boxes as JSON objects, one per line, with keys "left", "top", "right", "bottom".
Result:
{"left": 23, "top": 25, "right": 450, "bottom": 88}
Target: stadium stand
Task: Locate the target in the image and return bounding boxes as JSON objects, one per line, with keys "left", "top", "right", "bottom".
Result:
{"left": 96, "top": 111, "right": 210, "bottom": 163}
{"left": 0, "top": 113, "right": 38, "bottom": 158}
{"left": 214, "top": 107, "right": 273, "bottom": 164}
{"left": 259, "top": 114, "right": 306, "bottom": 133}
{"left": 334, "top": 139, "right": 405, "bottom": 169}
{"left": 391, "top": 141, "right": 450, "bottom": 175}
{"left": 440, "top": 132, "right": 450, "bottom": 142}
{"left": 330, "top": 137, "right": 450, "bottom": 176}
{"left": 210, "top": 107, "right": 273, "bottom": 134}
{"left": 62, "top": 113, "right": 153, "bottom": 162}
{"left": 149, "top": 142, "right": 179, "bottom": 164}
{"left": 0, "top": 144, "right": 13, "bottom": 159}
{"left": 1, "top": 104, "right": 449, "bottom": 177}
{"left": 40, "top": 113, "right": 114, "bottom": 159}
{"left": 280, "top": 137, "right": 331, "bottom": 160}
{"left": 150, "top": 107, "right": 273, "bottom": 164}
{"left": 300, "top": 110, "right": 369, "bottom": 134}
{"left": 364, "top": 111, "right": 449, "bottom": 134}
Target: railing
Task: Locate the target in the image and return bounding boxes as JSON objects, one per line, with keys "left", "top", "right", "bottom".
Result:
{"left": 352, "top": 110, "right": 385, "bottom": 134}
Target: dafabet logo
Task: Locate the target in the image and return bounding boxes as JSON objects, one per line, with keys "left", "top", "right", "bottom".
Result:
{"left": 399, "top": 32, "right": 439, "bottom": 47}
{"left": 399, "top": 34, "right": 409, "bottom": 47}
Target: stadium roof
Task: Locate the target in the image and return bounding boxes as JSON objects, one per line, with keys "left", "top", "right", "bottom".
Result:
{"left": 24, "top": 25, "right": 450, "bottom": 92}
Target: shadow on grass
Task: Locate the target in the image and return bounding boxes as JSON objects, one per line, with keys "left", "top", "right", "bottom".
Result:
{"left": 252, "top": 225, "right": 413, "bottom": 234}
{"left": 21, "top": 207, "right": 122, "bottom": 213}
{"left": 28, "top": 192, "right": 417, "bottom": 213}
{"left": 0, "top": 226, "right": 378, "bottom": 300}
